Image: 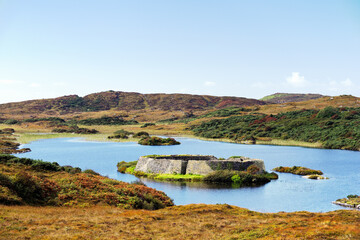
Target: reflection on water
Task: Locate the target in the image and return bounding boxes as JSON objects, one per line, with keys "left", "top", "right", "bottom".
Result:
{"left": 139, "top": 177, "right": 265, "bottom": 189}
{"left": 19, "top": 137, "right": 360, "bottom": 212}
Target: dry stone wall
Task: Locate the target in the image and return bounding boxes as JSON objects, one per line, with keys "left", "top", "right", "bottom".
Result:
{"left": 134, "top": 155, "right": 265, "bottom": 175}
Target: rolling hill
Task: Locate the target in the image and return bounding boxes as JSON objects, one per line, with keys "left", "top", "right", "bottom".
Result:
{"left": 0, "top": 91, "right": 266, "bottom": 118}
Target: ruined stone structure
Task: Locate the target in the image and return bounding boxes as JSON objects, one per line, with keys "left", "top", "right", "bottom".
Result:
{"left": 134, "top": 155, "right": 265, "bottom": 175}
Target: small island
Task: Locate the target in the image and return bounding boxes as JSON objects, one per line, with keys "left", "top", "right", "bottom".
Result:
{"left": 107, "top": 130, "right": 180, "bottom": 146}
{"left": 273, "top": 166, "right": 328, "bottom": 180}
{"left": 138, "top": 136, "right": 180, "bottom": 146}
{"left": 117, "top": 155, "right": 278, "bottom": 187}
{"left": 333, "top": 195, "right": 360, "bottom": 209}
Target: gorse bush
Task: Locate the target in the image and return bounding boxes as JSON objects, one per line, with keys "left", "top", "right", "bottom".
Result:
{"left": 12, "top": 172, "right": 48, "bottom": 205}
{"left": 0, "top": 154, "right": 92, "bottom": 174}
{"left": 0, "top": 154, "right": 62, "bottom": 172}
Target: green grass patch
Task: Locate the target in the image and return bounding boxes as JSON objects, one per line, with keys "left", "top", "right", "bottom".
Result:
{"left": 153, "top": 173, "right": 203, "bottom": 182}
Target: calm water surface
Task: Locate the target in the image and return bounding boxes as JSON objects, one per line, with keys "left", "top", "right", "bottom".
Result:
{"left": 19, "top": 137, "right": 360, "bottom": 212}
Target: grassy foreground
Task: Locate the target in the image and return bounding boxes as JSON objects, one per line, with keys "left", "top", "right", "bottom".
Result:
{"left": 1, "top": 204, "right": 360, "bottom": 240}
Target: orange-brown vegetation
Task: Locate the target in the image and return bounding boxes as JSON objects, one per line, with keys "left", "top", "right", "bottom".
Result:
{"left": 1, "top": 94, "right": 360, "bottom": 152}
{"left": 258, "top": 95, "right": 360, "bottom": 115}
{"left": 0, "top": 155, "right": 173, "bottom": 209}
{"left": 0, "top": 90, "right": 265, "bottom": 119}
{"left": 0, "top": 129, "right": 30, "bottom": 154}
{"left": 0, "top": 204, "right": 359, "bottom": 239}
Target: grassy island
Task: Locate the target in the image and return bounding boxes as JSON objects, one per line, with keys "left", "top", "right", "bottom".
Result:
{"left": 273, "top": 166, "right": 323, "bottom": 175}
{"left": 117, "top": 157, "right": 278, "bottom": 187}
{"left": 138, "top": 136, "right": 180, "bottom": 146}
{"left": 333, "top": 195, "right": 360, "bottom": 209}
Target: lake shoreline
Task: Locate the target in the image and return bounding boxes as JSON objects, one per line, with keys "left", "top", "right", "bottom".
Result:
{"left": 16, "top": 131, "right": 327, "bottom": 151}
{"left": 15, "top": 134, "right": 360, "bottom": 212}
{"left": 3, "top": 122, "right": 358, "bottom": 152}
{"left": 332, "top": 201, "right": 360, "bottom": 210}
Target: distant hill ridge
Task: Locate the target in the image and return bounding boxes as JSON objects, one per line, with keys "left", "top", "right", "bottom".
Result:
{"left": 261, "top": 93, "right": 324, "bottom": 103}
{"left": 0, "top": 91, "right": 266, "bottom": 115}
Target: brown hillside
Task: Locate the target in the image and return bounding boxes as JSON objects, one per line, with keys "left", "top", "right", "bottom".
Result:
{"left": 0, "top": 91, "right": 265, "bottom": 118}
{"left": 259, "top": 95, "right": 360, "bottom": 114}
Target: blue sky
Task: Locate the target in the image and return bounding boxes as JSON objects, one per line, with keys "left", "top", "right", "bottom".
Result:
{"left": 0, "top": 0, "right": 359, "bottom": 103}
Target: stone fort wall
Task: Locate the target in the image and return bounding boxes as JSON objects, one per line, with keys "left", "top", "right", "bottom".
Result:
{"left": 134, "top": 155, "right": 265, "bottom": 175}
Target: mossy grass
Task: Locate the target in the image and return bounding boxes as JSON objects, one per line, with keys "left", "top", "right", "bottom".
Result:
{"left": 120, "top": 166, "right": 204, "bottom": 182}
{"left": 151, "top": 173, "right": 203, "bottom": 182}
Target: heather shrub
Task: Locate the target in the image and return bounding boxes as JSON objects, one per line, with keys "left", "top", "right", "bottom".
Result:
{"left": 12, "top": 172, "right": 45, "bottom": 204}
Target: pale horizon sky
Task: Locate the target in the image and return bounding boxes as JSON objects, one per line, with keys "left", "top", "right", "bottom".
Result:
{"left": 0, "top": 0, "right": 359, "bottom": 104}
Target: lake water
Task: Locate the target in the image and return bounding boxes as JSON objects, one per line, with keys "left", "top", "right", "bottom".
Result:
{"left": 18, "top": 137, "right": 360, "bottom": 213}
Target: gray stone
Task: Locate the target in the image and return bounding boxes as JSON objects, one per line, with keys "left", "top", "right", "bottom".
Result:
{"left": 134, "top": 155, "right": 266, "bottom": 175}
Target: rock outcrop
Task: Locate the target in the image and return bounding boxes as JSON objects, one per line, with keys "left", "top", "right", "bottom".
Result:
{"left": 134, "top": 155, "right": 265, "bottom": 175}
